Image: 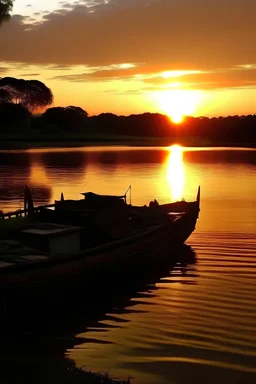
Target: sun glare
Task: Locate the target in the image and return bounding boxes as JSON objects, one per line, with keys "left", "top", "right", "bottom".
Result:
{"left": 170, "top": 114, "right": 183, "bottom": 124}
{"left": 166, "top": 145, "right": 185, "bottom": 201}
{"left": 152, "top": 89, "right": 201, "bottom": 124}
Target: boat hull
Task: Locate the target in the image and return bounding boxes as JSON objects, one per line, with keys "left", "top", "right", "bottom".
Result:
{"left": 0, "top": 208, "right": 198, "bottom": 315}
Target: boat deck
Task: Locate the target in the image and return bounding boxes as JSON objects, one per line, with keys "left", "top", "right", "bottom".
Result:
{"left": 0, "top": 222, "right": 83, "bottom": 271}
{"left": 0, "top": 239, "right": 50, "bottom": 270}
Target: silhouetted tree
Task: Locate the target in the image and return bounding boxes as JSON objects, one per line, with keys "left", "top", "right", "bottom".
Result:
{"left": 0, "top": 77, "right": 53, "bottom": 111}
{"left": 0, "top": 0, "right": 13, "bottom": 24}
{"left": 66, "top": 106, "right": 88, "bottom": 118}
{"left": 0, "top": 88, "right": 11, "bottom": 102}
{"left": 0, "top": 102, "right": 31, "bottom": 132}
{"left": 42, "top": 106, "right": 88, "bottom": 132}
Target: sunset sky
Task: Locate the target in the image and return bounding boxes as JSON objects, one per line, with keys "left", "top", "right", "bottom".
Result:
{"left": 1, "top": 0, "right": 256, "bottom": 121}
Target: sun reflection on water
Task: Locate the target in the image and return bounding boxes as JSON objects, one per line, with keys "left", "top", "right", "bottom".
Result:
{"left": 166, "top": 145, "right": 185, "bottom": 201}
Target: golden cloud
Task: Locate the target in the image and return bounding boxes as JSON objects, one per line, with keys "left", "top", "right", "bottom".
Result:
{"left": 0, "top": 0, "right": 255, "bottom": 71}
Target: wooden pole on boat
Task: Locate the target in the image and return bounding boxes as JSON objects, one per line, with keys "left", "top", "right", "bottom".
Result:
{"left": 24, "top": 185, "right": 34, "bottom": 218}
{"left": 124, "top": 185, "right": 132, "bottom": 205}
{"left": 196, "top": 186, "right": 201, "bottom": 212}
{"left": 24, "top": 185, "right": 27, "bottom": 218}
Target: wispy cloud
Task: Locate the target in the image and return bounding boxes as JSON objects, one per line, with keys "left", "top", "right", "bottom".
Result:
{"left": 47, "top": 62, "right": 256, "bottom": 91}
{"left": 0, "top": 67, "right": 8, "bottom": 74}
{"left": 18, "top": 73, "right": 40, "bottom": 77}
{"left": 48, "top": 64, "right": 73, "bottom": 71}
{"left": 2, "top": 0, "right": 255, "bottom": 70}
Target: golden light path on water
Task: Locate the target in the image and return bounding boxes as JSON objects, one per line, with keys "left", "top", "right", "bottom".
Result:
{"left": 166, "top": 145, "right": 185, "bottom": 201}
{"left": 0, "top": 147, "right": 256, "bottom": 384}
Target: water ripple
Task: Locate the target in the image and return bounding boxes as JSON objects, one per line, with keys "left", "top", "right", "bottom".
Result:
{"left": 70, "top": 230, "right": 256, "bottom": 384}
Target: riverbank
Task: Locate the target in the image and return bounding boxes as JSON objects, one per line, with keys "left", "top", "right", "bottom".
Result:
{"left": 1, "top": 348, "right": 130, "bottom": 384}
{"left": 0, "top": 134, "right": 255, "bottom": 150}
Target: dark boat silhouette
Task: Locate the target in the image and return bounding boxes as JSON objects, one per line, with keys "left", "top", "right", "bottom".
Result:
{"left": 0, "top": 186, "right": 200, "bottom": 316}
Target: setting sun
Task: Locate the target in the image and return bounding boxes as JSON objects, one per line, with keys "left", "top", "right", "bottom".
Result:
{"left": 170, "top": 114, "right": 184, "bottom": 124}
{"left": 151, "top": 89, "right": 201, "bottom": 124}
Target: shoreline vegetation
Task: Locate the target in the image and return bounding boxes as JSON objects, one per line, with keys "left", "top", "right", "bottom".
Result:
{"left": 0, "top": 130, "right": 255, "bottom": 151}
{"left": 1, "top": 139, "right": 255, "bottom": 150}
{"left": 1, "top": 353, "right": 131, "bottom": 384}
{"left": 0, "top": 110, "right": 255, "bottom": 150}
{"left": 0, "top": 77, "right": 255, "bottom": 150}
{"left": 63, "top": 364, "right": 131, "bottom": 384}
{"left": 0, "top": 135, "right": 255, "bottom": 150}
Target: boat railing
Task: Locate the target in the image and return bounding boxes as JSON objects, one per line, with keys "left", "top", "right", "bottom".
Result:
{"left": 0, "top": 203, "right": 56, "bottom": 220}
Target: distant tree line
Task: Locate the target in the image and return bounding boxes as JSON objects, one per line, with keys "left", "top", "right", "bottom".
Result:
{"left": 0, "top": 76, "right": 255, "bottom": 145}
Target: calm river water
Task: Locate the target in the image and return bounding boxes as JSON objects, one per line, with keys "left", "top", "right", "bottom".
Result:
{"left": 0, "top": 146, "right": 256, "bottom": 384}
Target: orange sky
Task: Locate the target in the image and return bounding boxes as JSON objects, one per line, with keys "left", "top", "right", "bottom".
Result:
{"left": 0, "top": 0, "right": 256, "bottom": 121}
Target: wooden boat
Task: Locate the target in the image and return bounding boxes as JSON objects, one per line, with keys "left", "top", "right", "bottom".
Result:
{"left": 0, "top": 186, "right": 200, "bottom": 315}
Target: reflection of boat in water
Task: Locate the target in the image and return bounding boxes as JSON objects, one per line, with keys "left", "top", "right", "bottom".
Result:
{"left": 0, "top": 186, "right": 200, "bottom": 316}
{"left": 0, "top": 245, "right": 197, "bottom": 384}
{"left": 3, "top": 243, "right": 197, "bottom": 332}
